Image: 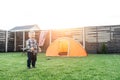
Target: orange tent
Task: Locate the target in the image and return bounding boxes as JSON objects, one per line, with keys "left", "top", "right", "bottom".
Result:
{"left": 46, "top": 37, "right": 87, "bottom": 57}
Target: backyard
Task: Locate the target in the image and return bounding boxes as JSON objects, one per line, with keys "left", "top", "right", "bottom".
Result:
{"left": 0, "top": 52, "right": 120, "bottom": 80}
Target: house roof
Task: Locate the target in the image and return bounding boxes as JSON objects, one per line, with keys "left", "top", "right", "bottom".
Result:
{"left": 9, "top": 24, "right": 40, "bottom": 32}
{"left": 0, "top": 29, "right": 6, "bottom": 31}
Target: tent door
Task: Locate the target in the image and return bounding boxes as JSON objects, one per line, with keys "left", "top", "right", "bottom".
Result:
{"left": 58, "top": 40, "right": 69, "bottom": 56}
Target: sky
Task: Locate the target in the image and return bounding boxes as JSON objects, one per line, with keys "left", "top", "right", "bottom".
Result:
{"left": 0, "top": 0, "right": 120, "bottom": 30}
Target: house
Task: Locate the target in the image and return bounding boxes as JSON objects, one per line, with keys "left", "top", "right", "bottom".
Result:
{"left": 9, "top": 24, "right": 40, "bottom": 51}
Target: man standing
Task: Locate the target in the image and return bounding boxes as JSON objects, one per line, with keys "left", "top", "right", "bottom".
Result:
{"left": 26, "top": 31, "right": 38, "bottom": 69}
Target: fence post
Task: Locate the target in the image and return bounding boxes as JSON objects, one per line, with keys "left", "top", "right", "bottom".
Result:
{"left": 23, "top": 31, "right": 25, "bottom": 51}
{"left": 14, "top": 32, "right": 16, "bottom": 51}
{"left": 5, "top": 31, "right": 8, "bottom": 52}
{"left": 83, "top": 27, "right": 85, "bottom": 48}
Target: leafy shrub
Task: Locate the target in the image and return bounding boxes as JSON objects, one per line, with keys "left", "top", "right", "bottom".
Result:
{"left": 101, "top": 43, "right": 107, "bottom": 54}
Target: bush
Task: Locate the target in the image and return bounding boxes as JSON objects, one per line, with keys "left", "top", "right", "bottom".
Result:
{"left": 101, "top": 43, "right": 107, "bottom": 54}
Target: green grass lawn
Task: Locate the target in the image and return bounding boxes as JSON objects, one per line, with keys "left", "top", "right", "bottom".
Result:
{"left": 0, "top": 52, "right": 120, "bottom": 80}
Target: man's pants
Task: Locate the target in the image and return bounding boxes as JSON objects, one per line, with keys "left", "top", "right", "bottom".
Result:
{"left": 27, "top": 52, "right": 37, "bottom": 68}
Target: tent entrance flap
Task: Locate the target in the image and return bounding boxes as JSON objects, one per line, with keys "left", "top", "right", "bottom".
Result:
{"left": 58, "top": 40, "right": 69, "bottom": 56}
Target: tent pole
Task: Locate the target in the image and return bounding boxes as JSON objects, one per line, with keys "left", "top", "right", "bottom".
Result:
{"left": 5, "top": 31, "right": 8, "bottom": 52}
{"left": 14, "top": 31, "right": 16, "bottom": 51}
{"left": 83, "top": 27, "right": 85, "bottom": 48}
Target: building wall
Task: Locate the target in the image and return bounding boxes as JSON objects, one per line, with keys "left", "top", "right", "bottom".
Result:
{"left": 85, "top": 25, "right": 120, "bottom": 53}
{"left": 51, "top": 25, "right": 120, "bottom": 53}
{"left": 0, "top": 30, "right": 6, "bottom": 52}
{"left": 0, "top": 31, "right": 14, "bottom": 52}
{"left": 51, "top": 28, "right": 83, "bottom": 43}
{"left": 8, "top": 30, "right": 48, "bottom": 52}
{"left": 1, "top": 25, "right": 120, "bottom": 53}
{"left": 7, "top": 31, "right": 14, "bottom": 52}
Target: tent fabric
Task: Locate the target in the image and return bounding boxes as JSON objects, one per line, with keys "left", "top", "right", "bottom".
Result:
{"left": 46, "top": 37, "right": 87, "bottom": 57}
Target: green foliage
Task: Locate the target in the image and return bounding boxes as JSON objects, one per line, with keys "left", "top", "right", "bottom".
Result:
{"left": 101, "top": 43, "right": 107, "bottom": 54}
{"left": 0, "top": 52, "right": 120, "bottom": 80}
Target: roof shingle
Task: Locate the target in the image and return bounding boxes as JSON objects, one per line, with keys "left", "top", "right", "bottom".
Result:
{"left": 9, "top": 24, "right": 40, "bottom": 32}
